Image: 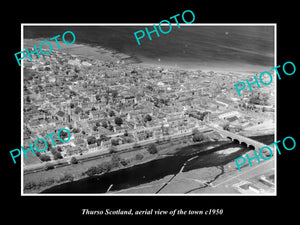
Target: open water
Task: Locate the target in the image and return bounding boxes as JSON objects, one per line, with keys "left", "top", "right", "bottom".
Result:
{"left": 24, "top": 26, "right": 274, "bottom": 71}
{"left": 24, "top": 26, "right": 275, "bottom": 193}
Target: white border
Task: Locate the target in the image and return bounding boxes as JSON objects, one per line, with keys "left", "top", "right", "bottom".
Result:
{"left": 21, "top": 23, "right": 277, "bottom": 196}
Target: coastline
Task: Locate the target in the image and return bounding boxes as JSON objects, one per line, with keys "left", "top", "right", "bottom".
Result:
{"left": 22, "top": 38, "right": 275, "bottom": 194}
{"left": 24, "top": 134, "right": 224, "bottom": 194}
{"left": 24, "top": 39, "right": 133, "bottom": 63}
{"left": 23, "top": 38, "right": 269, "bottom": 75}
{"left": 136, "top": 56, "right": 270, "bottom": 75}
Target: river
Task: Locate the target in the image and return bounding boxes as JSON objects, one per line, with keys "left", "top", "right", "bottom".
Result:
{"left": 41, "top": 134, "right": 274, "bottom": 194}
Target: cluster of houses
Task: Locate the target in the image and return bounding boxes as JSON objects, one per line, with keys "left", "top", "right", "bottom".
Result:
{"left": 23, "top": 48, "right": 275, "bottom": 166}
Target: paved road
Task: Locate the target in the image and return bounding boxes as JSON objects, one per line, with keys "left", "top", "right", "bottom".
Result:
{"left": 211, "top": 158, "right": 275, "bottom": 188}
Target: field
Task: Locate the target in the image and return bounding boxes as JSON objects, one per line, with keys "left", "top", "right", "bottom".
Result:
{"left": 23, "top": 152, "right": 41, "bottom": 165}
{"left": 23, "top": 134, "right": 207, "bottom": 194}
{"left": 24, "top": 145, "right": 166, "bottom": 193}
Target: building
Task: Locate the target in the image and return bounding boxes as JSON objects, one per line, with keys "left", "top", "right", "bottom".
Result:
{"left": 218, "top": 111, "right": 240, "bottom": 121}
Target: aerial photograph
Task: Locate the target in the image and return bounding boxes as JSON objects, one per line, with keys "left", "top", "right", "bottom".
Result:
{"left": 22, "top": 25, "right": 275, "bottom": 195}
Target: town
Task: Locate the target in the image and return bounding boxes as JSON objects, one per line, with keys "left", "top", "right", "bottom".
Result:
{"left": 22, "top": 43, "right": 275, "bottom": 194}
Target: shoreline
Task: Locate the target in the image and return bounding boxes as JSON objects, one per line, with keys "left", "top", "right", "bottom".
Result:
{"left": 23, "top": 38, "right": 269, "bottom": 75}
{"left": 116, "top": 132, "right": 275, "bottom": 194}
{"left": 37, "top": 154, "right": 172, "bottom": 194}
{"left": 135, "top": 57, "right": 269, "bottom": 75}
{"left": 22, "top": 38, "right": 275, "bottom": 194}
{"left": 24, "top": 135, "right": 222, "bottom": 194}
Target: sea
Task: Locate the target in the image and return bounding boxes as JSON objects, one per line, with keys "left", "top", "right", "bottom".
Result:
{"left": 24, "top": 25, "right": 274, "bottom": 72}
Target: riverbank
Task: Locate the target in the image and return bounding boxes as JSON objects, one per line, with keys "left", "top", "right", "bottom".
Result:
{"left": 114, "top": 133, "right": 275, "bottom": 194}
{"left": 24, "top": 133, "right": 221, "bottom": 194}
{"left": 22, "top": 37, "right": 275, "bottom": 194}
{"left": 40, "top": 134, "right": 274, "bottom": 194}
{"left": 24, "top": 127, "right": 275, "bottom": 194}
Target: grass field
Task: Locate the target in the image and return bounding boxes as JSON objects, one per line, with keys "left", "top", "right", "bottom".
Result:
{"left": 23, "top": 146, "right": 158, "bottom": 193}
{"left": 23, "top": 152, "right": 41, "bottom": 165}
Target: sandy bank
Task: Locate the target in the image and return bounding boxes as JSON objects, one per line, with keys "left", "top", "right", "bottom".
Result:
{"left": 23, "top": 39, "right": 131, "bottom": 62}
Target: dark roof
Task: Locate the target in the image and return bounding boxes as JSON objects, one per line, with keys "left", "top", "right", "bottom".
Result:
{"left": 226, "top": 116, "right": 238, "bottom": 122}
{"left": 56, "top": 110, "right": 65, "bottom": 117}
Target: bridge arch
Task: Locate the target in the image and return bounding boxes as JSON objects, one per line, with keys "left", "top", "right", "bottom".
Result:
{"left": 249, "top": 145, "right": 255, "bottom": 150}
{"left": 207, "top": 125, "right": 266, "bottom": 152}
{"left": 240, "top": 141, "right": 248, "bottom": 147}
{"left": 233, "top": 139, "right": 240, "bottom": 144}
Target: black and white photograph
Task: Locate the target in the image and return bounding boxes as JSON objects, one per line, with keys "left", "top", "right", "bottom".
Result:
{"left": 3, "top": 4, "right": 298, "bottom": 224}
{"left": 21, "top": 24, "right": 276, "bottom": 195}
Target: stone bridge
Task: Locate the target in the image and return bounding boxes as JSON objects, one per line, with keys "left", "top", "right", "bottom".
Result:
{"left": 206, "top": 125, "right": 266, "bottom": 151}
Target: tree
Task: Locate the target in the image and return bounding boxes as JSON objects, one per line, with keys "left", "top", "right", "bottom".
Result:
{"left": 93, "top": 126, "right": 98, "bottom": 131}
{"left": 233, "top": 125, "right": 243, "bottom": 132}
{"left": 96, "top": 138, "right": 102, "bottom": 146}
{"left": 100, "top": 161, "right": 112, "bottom": 172}
{"left": 108, "top": 125, "right": 114, "bottom": 131}
{"left": 222, "top": 122, "right": 230, "bottom": 131}
{"left": 39, "top": 154, "right": 51, "bottom": 162}
{"left": 109, "top": 110, "right": 115, "bottom": 117}
{"left": 87, "top": 136, "right": 97, "bottom": 145}
{"left": 135, "top": 153, "right": 144, "bottom": 161}
{"left": 123, "top": 136, "right": 134, "bottom": 143}
{"left": 147, "top": 143, "right": 158, "bottom": 154}
{"left": 249, "top": 91, "right": 270, "bottom": 106}
{"left": 111, "top": 90, "right": 118, "bottom": 98}
{"left": 111, "top": 153, "right": 121, "bottom": 167}
{"left": 111, "top": 139, "right": 119, "bottom": 146}
{"left": 115, "top": 117, "right": 123, "bottom": 126}
{"left": 74, "top": 66, "right": 80, "bottom": 73}
{"left": 260, "top": 92, "right": 270, "bottom": 105}
{"left": 144, "top": 114, "right": 152, "bottom": 122}
{"left": 70, "top": 156, "right": 78, "bottom": 164}
{"left": 120, "top": 158, "right": 129, "bottom": 166}
{"left": 47, "top": 141, "right": 53, "bottom": 152}
{"left": 192, "top": 128, "right": 200, "bottom": 135}
{"left": 133, "top": 143, "right": 141, "bottom": 149}
{"left": 85, "top": 166, "right": 98, "bottom": 177}
{"left": 44, "top": 163, "right": 54, "bottom": 170}
{"left": 73, "top": 128, "right": 80, "bottom": 133}
{"left": 192, "top": 132, "right": 205, "bottom": 142}
{"left": 26, "top": 96, "right": 31, "bottom": 103}
{"left": 102, "top": 121, "right": 108, "bottom": 128}
{"left": 57, "top": 146, "right": 63, "bottom": 152}
{"left": 59, "top": 130, "right": 69, "bottom": 140}
{"left": 70, "top": 90, "right": 77, "bottom": 96}
{"left": 60, "top": 173, "right": 74, "bottom": 182}
{"left": 95, "top": 94, "right": 101, "bottom": 101}
{"left": 53, "top": 151, "right": 63, "bottom": 160}
{"left": 109, "top": 146, "right": 118, "bottom": 154}
{"left": 99, "top": 134, "right": 109, "bottom": 142}
{"left": 75, "top": 107, "right": 83, "bottom": 114}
